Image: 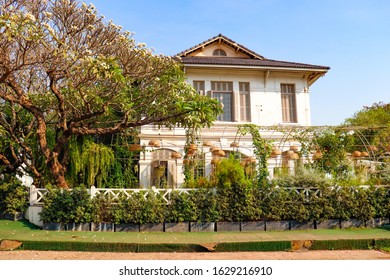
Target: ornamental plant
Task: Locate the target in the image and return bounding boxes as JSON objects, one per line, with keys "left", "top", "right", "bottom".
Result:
{"left": 0, "top": 176, "right": 28, "bottom": 219}
{"left": 39, "top": 185, "right": 93, "bottom": 223}
{"left": 214, "top": 158, "right": 261, "bottom": 221}
{"left": 164, "top": 191, "right": 196, "bottom": 222}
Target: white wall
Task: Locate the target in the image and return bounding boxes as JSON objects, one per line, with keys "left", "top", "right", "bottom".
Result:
{"left": 186, "top": 68, "right": 311, "bottom": 126}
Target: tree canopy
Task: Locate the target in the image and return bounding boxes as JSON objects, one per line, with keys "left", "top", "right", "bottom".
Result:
{"left": 344, "top": 102, "right": 390, "bottom": 151}
{"left": 0, "top": 0, "right": 221, "bottom": 188}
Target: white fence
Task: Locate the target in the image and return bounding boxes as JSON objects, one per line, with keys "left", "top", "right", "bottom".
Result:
{"left": 28, "top": 185, "right": 195, "bottom": 206}
{"left": 29, "top": 185, "right": 390, "bottom": 206}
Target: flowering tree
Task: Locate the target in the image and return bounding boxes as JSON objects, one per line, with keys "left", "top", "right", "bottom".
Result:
{"left": 0, "top": 0, "right": 221, "bottom": 188}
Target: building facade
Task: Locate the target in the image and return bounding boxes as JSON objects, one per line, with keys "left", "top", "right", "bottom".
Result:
{"left": 138, "top": 34, "right": 330, "bottom": 188}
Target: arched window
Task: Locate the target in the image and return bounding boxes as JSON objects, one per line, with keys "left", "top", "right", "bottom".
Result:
{"left": 212, "top": 49, "right": 227, "bottom": 56}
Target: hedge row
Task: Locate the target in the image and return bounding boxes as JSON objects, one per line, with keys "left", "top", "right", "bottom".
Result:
{"left": 39, "top": 185, "right": 390, "bottom": 224}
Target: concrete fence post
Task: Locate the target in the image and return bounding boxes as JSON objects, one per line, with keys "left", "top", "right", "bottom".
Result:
{"left": 29, "top": 185, "right": 37, "bottom": 206}
{"left": 90, "top": 185, "right": 96, "bottom": 199}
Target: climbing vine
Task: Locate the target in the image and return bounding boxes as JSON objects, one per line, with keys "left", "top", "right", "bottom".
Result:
{"left": 237, "top": 124, "right": 272, "bottom": 187}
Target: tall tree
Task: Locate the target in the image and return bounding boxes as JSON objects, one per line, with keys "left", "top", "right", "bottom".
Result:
{"left": 344, "top": 102, "right": 390, "bottom": 152}
{"left": 0, "top": 0, "right": 221, "bottom": 188}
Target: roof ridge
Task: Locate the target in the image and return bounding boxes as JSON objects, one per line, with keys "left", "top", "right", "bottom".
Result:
{"left": 175, "top": 34, "right": 265, "bottom": 60}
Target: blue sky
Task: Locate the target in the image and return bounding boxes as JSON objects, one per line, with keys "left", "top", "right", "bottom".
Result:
{"left": 90, "top": 0, "right": 390, "bottom": 125}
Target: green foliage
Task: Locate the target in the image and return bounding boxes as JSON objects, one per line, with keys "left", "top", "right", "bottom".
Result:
{"left": 191, "top": 189, "right": 219, "bottom": 222}
{"left": 237, "top": 124, "right": 272, "bottom": 187}
{"left": 311, "top": 129, "right": 355, "bottom": 180}
{"left": 39, "top": 185, "right": 93, "bottom": 223}
{"left": 371, "top": 164, "right": 390, "bottom": 185}
{"left": 345, "top": 102, "right": 390, "bottom": 128}
{"left": 215, "top": 158, "right": 261, "bottom": 221}
{"left": 306, "top": 186, "right": 335, "bottom": 222}
{"left": 215, "top": 241, "right": 291, "bottom": 252}
{"left": 20, "top": 240, "right": 209, "bottom": 253}
{"left": 111, "top": 191, "right": 165, "bottom": 224}
{"left": 0, "top": 176, "right": 28, "bottom": 217}
{"left": 164, "top": 191, "right": 196, "bottom": 222}
{"left": 0, "top": 1, "right": 221, "bottom": 188}
{"left": 91, "top": 194, "right": 114, "bottom": 223}
{"left": 344, "top": 102, "right": 390, "bottom": 154}
{"left": 69, "top": 139, "right": 115, "bottom": 187}
{"left": 274, "top": 167, "right": 332, "bottom": 189}
{"left": 310, "top": 239, "right": 374, "bottom": 250}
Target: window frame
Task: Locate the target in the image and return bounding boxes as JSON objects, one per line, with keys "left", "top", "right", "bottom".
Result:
{"left": 239, "top": 82, "right": 251, "bottom": 122}
{"left": 281, "top": 83, "right": 298, "bottom": 123}
{"left": 212, "top": 49, "right": 227, "bottom": 56}
{"left": 210, "top": 81, "right": 234, "bottom": 122}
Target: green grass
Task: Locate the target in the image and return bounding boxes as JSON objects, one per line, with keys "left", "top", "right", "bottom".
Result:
{"left": 1, "top": 220, "right": 390, "bottom": 252}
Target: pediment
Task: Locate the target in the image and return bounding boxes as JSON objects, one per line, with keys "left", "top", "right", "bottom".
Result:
{"left": 176, "top": 34, "right": 264, "bottom": 60}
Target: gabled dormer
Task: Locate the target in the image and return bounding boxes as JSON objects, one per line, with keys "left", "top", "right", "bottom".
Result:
{"left": 176, "top": 33, "right": 264, "bottom": 59}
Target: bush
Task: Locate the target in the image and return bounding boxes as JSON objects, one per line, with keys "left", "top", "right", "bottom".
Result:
{"left": 257, "top": 185, "right": 288, "bottom": 221}
{"left": 164, "top": 191, "right": 196, "bottom": 222}
{"left": 0, "top": 176, "right": 28, "bottom": 218}
{"left": 274, "top": 166, "right": 332, "bottom": 189}
{"left": 214, "top": 158, "right": 261, "bottom": 221}
{"left": 191, "top": 189, "right": 219, "bottom": 222}
{"left": 91, "top": 193, "right": 115, "bottom": 223}
{"left": 306, "top": 186, "right": 335, "bottom": 222}
{"left": 139, "top": 191, "right": 165, "bottom": 224}
{"left": 39, "top": 185, "right": 93, "bottom": 223}
{"left": 111, "top": 190, "right": 165, "bottom": 224}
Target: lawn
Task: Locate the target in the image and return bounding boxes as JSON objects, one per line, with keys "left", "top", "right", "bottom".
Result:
{"left": 1, "top": 220, "right": 390, "bottom": 245}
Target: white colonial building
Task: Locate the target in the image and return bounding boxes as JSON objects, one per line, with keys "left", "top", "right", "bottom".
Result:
{"left": 138, "top": 34, "right": 329, "bottom": 188}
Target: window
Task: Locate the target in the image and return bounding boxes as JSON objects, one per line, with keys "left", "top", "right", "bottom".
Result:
{"left": 281, "top": 84, "right": 297, "bottom": 123}
{"left": 239, "top": 82, "right": 251, "bottom": 122}
{"left": 212, "top": 49, "right": 227, "bottom": 56}
{"left": 210, "top": 81, "right": 233, "bottom": 121}
{"left": 193, "top": 81, "right": 205, "bottom": 94}
{"left": 151, "top": 149, "right": 174, "bottom": 187}
{"left": 193, "top": 154, "right": 205, "bottom": 179}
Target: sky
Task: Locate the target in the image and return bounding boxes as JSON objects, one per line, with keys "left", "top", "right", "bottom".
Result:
{"left": 89, "top": 0, "right": 390, "bottom": 126}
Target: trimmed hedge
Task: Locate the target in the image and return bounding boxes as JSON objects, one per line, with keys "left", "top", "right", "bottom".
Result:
{"left": 19, "top": 238, "right": 390, "bottom": 253}
{"left": 215, "top": 241, "right": 291, "bottom": 252}
{"left": 38, "top": 186, "right": 390, "bottom": 225}
{"left": 20, "top": 240, "right": 209, "bottom": 253}
{"left": 310, "top": 239, "right": 374, "bottom": 250}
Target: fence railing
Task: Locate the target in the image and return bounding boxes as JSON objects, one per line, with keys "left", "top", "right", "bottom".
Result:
{"left": 29, "top": 185, "right": 195, "bottom": 206}
{"left": 29, "top": 185, "right": 390, "bottom": 206}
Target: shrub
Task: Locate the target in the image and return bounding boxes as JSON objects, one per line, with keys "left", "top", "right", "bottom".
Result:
{"left": 164, "top": 191, "right": 196, "bottom": 222}
{"left": 111, "top": 192, "right": 143, "bottom": 224}
{"left": 39, "top": 185, "right": 73, "bottom": 223}
{"left": 39, "top": 185, "right": 93, "bottom": 223}
{"left": 191, "top": 189, "right": 219, "bottom": 222}
{"left": 331, "top": 186, "right": 356, "bottom": 220}
{"left": 306, "top": 186, "right": 335, "bottom": 222}
{"left": 111, "top": 190, "right": 166, "bottom": 224}
{"left": 214, "top": 158, "right": 261, "bottom": 221}
{"left": 138, "top": 191, "right": 165, "bottom": 224}
{"left": 0, "top": 176, "right": 28, "bottom": 218}
{"left": 257, "top": 185, "right": 289, "bottom": 221}
{"left": 274, "top": 166, "right": 332, "bottom": 189}
{"left": 91, "top": 193, "right": 115, "bottom": 223}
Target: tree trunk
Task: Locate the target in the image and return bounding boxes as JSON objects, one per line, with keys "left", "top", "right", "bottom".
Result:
{"left": 50, "top": 152, "right": 69, "bottom": 189}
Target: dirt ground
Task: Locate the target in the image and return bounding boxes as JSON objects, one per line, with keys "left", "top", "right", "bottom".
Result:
{"left": 1, "top": 250, "right": 390, "bottom": 260}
